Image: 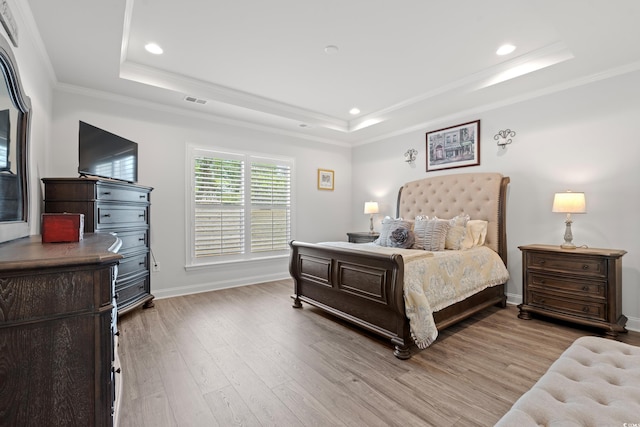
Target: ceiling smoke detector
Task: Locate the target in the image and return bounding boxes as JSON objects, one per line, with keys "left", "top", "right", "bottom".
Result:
{"left": 184, "top": 96, "right": 207, "bottom": 105}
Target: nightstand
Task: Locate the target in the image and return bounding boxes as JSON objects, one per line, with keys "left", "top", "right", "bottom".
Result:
{"left": 518, "top": 244, "right": 627, "bottom": 337}
{"left": 347, "top": 231, "right": 379, "bottom": 243}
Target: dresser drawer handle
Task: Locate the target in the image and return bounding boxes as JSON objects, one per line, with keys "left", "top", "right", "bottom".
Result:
{"left": 139, "top": 261, "right": 146, "bottom": 266}
{"left": 140, "top": 195, "right": 146, "bottom": 199}
{"left": 539, "top": 260, "right": 546, "bottom": 264}
{"left": 138, "top": 214, "right": 145, "bottom": 218}
{"left": 103, "top": 213, "right": 111, "bottom": 218}
{"left": 138, "top": 237, "right": 146, "bottom": 241}
{"left": 582, "top": 285, "right": 589, "bottom": 291}
{"left": 582, "top": 306, "right": 590, "bottom": 313}
{"left": 582, "top": 265, "right": 589, "bottom": 270}
{"left": 102, "top": 191, "right": 112, "bottom": 196}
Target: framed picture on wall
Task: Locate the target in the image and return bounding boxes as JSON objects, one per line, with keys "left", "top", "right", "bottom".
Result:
{"left": 317, "top": 169, "right": 334, "bottom": 191}
{"left": 426, "top": 120, "right": 480, "bottom": 172}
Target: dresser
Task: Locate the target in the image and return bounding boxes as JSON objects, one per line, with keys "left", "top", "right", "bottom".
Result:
{"left": 0, "top": 233, "right": 122, "bottom": 426}
{"left": 518, "top": 244, "right": 627, "bottom": 337}
{"left": 42, "top": 177, "right": 154, "bottom": 314}
{"left": 347, "top": 231, "right": 380, "bottom": 243}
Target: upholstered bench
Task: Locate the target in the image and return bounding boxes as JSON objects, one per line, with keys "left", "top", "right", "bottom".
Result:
{"left": 496, "top": 336, "right": 640, "bottom": 426}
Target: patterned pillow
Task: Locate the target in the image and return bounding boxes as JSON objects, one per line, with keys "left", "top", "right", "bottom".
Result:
{"left": 389, "top": 227, "right": 415, "bottom": 248}
{"left": 413, "top": 219, "right": 450, "bottom": 251}
{"left": 375, "top": 217, "right": 413, "bottom": 247}
{"left": 438, "top": 213, "right": 470, "bottom": 250}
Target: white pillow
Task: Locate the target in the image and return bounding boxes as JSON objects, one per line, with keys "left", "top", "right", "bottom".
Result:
{"left": 460, "top": 220, "right": 488, "bottom": 249}
{"left": 413, "top": 219, "right": 450, "bottom": 251}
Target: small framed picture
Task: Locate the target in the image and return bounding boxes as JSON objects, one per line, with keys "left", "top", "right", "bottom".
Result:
{"left": 426, "top": 120, "right": 480, "bottom": 172}
{"left": 317, "top": 169, "right": 334, "bottom": 191}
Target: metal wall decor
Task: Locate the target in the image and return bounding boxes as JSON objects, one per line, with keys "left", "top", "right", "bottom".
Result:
{"left": 494, "top": 129, "right": 516, "bottom": 149}
{"left": 404, "top": 148, "right": 417, "bottom": 164}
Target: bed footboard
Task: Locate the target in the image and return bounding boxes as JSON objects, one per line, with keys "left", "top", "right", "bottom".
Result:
{"left": 289, "top": 240, "right": 412, "bottom": 359}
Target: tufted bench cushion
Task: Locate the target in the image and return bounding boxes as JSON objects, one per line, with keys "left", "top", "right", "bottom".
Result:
{"left": 496, "top": 336, "right": 640, "bottom": 426}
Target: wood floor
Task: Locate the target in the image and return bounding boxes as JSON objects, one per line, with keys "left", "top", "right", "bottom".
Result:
{"left": 117, "top": 279, "right": 640, "bottom": 427}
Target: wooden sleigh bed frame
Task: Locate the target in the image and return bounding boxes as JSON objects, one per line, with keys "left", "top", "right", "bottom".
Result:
{"left": 289, "top": 172, "right": 510, "bottom": 359}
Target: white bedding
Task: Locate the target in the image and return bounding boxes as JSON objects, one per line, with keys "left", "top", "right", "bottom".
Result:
{"left": 318, "top": 242, "right": 510, "bottom": 348}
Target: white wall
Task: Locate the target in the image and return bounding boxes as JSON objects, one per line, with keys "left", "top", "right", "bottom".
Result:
{"left": 46, "top": 90, "right": 352, "bottom": 298}
{"left": 352, "top": 70, "right": 640, "bottom": 330}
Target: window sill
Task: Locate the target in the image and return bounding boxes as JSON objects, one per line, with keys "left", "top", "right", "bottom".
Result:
{"left": 184, "top": 253, "right": 289, "bottom": 271}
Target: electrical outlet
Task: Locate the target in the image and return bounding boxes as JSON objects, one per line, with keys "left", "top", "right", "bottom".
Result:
{"left": 152, "top": 262, "right": 160, "bottom": 272}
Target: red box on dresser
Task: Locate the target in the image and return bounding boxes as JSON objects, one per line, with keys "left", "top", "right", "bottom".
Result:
{"left": 41, "top": 213, "right": 84, "bottom": 243}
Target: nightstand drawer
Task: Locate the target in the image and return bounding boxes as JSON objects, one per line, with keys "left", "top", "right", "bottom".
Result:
{"left": 528, "top": 273, "right": 605, "bottom": 298}
{"left": 527, "top": 252, "right": 606, "bottom": 278}
{"left": 347, "top": 232, "right": 379, "bottom": 243}
{"left": 529, "top": 290, "right": 606, "bottom": 321}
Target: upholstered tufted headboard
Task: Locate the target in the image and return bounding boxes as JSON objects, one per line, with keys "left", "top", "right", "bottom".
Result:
{"left": 396, "top": 172, "right": 510, "bottom": 263}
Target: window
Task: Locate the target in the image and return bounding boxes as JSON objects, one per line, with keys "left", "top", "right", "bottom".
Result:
{"left": 187, "top": 147, "right": 293, "bottom": 266}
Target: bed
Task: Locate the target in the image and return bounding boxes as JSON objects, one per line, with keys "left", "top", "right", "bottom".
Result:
{"left": 289, "top": 172, "right": 510, "bottom": 359}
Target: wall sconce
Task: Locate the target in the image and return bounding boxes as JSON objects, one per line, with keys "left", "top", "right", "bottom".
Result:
{"left": 552, "top": 191, "right": 586, "bottom": 249}
{"left": 364, "top": 201, "right": 379, "bottom": 233}
{"left": 494, "top": 129, "right": 516, "bottom": 149}
{"left": 404, "top": 148, "right": 417, "bottom": 164}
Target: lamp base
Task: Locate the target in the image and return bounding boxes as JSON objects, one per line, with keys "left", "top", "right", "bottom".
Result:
{"left": 560, "top": 215, "right": 576, "bottom": 249}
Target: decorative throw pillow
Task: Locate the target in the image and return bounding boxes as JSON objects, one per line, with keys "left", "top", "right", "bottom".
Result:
{"left": 389, "top": 227, "right": 415, "bottom": 248}
{"left": 413, "top": 219, "right": 450, "bottom": 251}
{"left": 460, "top": 220, "right": 489, "bottom": 249}
{"left": 438, "top": 213, "right": 470, "bottom": 250}
{"left": 375, "top": 217, "right": 413, "bottom": 247}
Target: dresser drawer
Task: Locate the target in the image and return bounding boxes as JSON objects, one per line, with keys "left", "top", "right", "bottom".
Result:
{"left": 96, "top": 184, "right": 149, "bottom": 203}
{"left": 97, "top": 205, "right": 148, "bottom": 229}
{"left": 117, "top": 252, "right": 148, "bottom": 281}
{"left": 116, "top": 275, "right": 149, "bottom": 307}
{"left": 528, "top": 273, "right": 605, "bottom": 298}
{"left": 528, "top": 290, "right": 606, "bottom": 321}
{"left": 112, "top": 229, "right": 148, "bottom": 255}
{"left": 527, "top": 252, "right": 606, "bottom": 278}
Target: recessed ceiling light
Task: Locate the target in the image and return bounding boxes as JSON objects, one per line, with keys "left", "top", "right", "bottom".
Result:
{"left": 496, "top": 44, "right": 516, "bottom": 56}
{"left": 349, "top": 107, "right": 360, "bottom": 115}
{"left": 145, "top": 43, "right": 164, "bottom": 55}
{"left": 324, "top": 45, "right": 339, "bottom": 55}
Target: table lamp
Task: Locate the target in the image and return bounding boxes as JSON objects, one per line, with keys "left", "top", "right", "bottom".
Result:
{"left": 364, "top": 201, "right": 379, "bottom": 233}
{"left": 552, "top": 191, "right": 586, "bottom": 249}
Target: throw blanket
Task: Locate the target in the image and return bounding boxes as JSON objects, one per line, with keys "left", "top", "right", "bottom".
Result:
{"left": 318, "top": 243, "right": 509, "bottom": 349}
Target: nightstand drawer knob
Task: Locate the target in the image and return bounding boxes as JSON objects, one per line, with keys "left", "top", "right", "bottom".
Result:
{"left": 582, "top": 306, "right": 590, "bottom": 313}
{"left": 582, "top": 286, "right": 589, "bottom": 291}
{"left": 582, "top": 265, "right": 589, "bottom": 270}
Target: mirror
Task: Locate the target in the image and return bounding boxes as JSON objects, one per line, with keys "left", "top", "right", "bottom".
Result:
{"left": 0, "top": 33, "right": 31, "bottom": 243}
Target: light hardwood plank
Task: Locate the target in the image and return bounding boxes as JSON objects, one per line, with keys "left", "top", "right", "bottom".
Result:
{"left": 118, "top": 279, "right": 640, "bottom": 426}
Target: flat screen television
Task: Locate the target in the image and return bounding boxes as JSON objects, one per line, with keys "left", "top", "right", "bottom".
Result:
{"left": 78, "top": 121, "right": 138, "bottom": 183}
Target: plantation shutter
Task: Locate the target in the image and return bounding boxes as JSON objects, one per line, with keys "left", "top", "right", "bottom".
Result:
{"left": 193, "top": 155, "right": 245, "bottom": 257}
{"left": 250, "top": 160, "right": 291, "bottom": 252}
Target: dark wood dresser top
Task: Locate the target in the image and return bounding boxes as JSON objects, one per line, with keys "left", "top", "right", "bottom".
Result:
{"left": 0, "top": 233, "right": 122, "bottom": 271}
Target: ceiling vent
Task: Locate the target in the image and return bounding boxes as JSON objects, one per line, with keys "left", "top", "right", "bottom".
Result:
{"left": 184, "top": 96, "right": 207, "bottom": 105}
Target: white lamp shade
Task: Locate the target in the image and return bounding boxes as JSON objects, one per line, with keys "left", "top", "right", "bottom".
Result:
{"left": 552, "top": 191, "right": 586, "bottom": 213}
{"left": 364, "top": 201, "right": 379, "bottom": 214}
